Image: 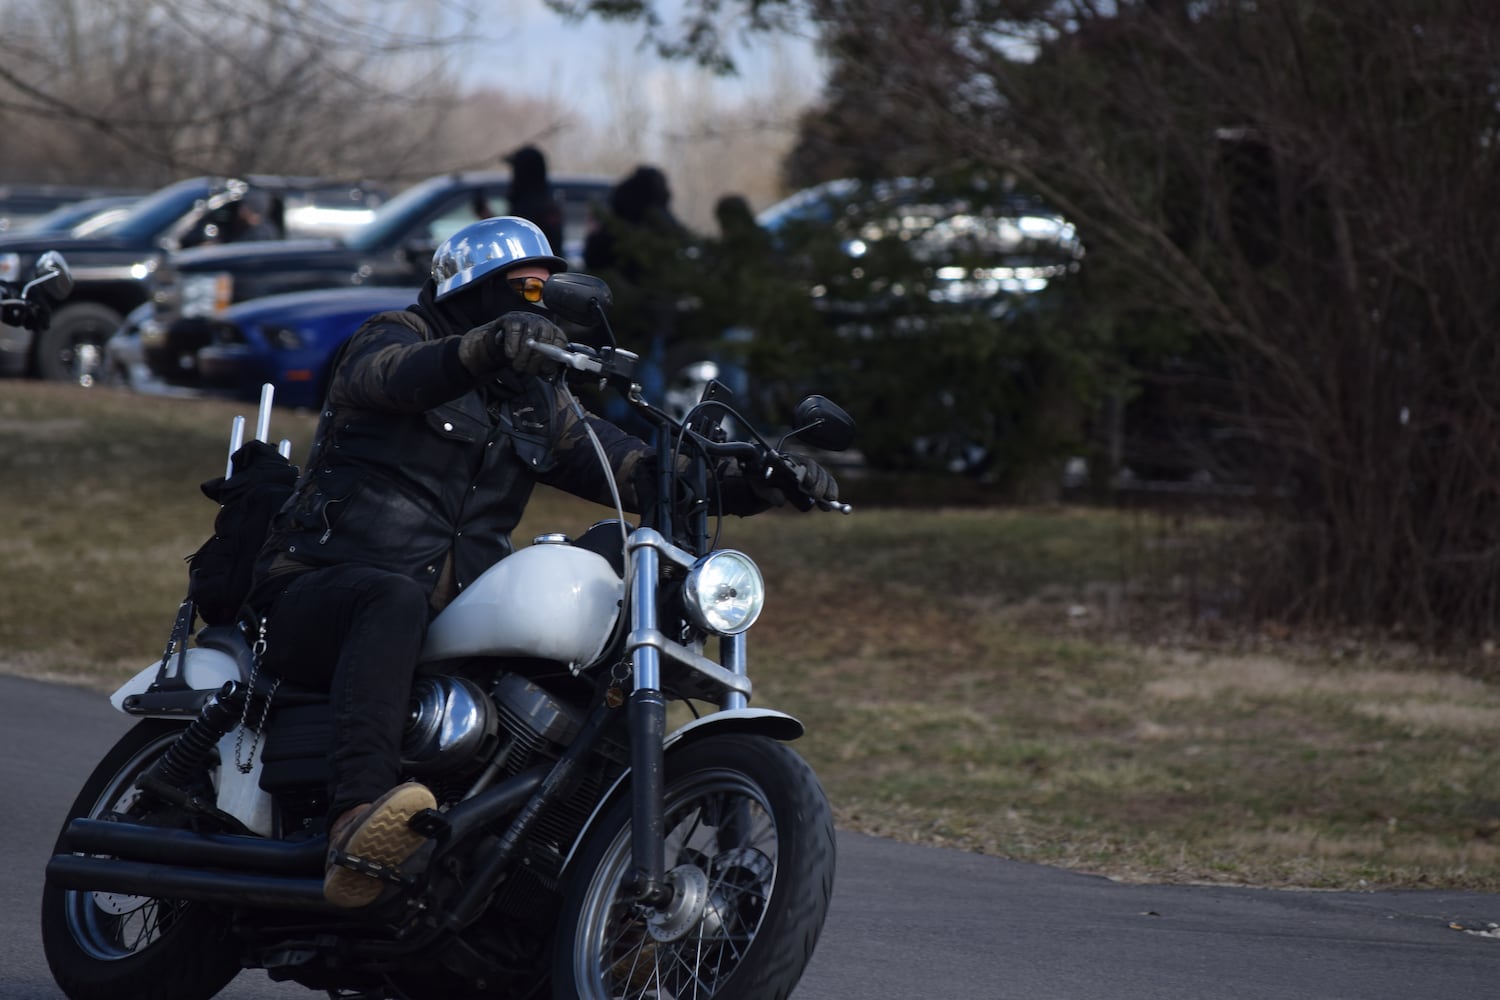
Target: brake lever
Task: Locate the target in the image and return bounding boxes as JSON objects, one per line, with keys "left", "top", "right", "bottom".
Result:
{"left": 765, "top": 453, "right": 853, "bottom": 515}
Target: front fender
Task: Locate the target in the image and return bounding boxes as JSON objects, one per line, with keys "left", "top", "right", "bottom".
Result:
{"left": 561, "top": 708, "right": 803, "bottom": 874}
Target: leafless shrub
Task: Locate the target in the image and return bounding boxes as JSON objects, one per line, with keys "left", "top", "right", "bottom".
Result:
{"left": 786, "top": 0, "right": 1500, "bottom": 639}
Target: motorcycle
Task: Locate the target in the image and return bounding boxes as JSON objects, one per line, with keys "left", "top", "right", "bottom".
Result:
{"left": 40, "top": 271, "right": 854, "bottom": 1000}
{"left": 1, "top": 249, "right": 73, "bottom": 336}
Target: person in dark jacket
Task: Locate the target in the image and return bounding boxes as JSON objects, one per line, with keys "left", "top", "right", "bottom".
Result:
{"left": 245, "top": 216, "right": 838, "bottom": 907}
{"left": 230, "top": 189, "right": 281, "bottom": 242}
{"left": 503, "top": 144, "right": 564, "bottom": 253}
{"left": 583, "top": 164, "right": 694, "bottom": 350}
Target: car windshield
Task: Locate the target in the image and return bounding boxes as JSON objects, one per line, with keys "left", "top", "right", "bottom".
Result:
{"left": 343, "top": 176, "right": 452, "bottom": 253}
{"left": 105, "top": 179, "right": 215, "bottom": 242}
{"left": 20, "top": 197, "right": 134, "bottom": 235}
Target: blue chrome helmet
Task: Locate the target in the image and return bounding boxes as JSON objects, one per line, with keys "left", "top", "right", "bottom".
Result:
{"left": 431, "top": 216, "right": 568, "bottom": 301}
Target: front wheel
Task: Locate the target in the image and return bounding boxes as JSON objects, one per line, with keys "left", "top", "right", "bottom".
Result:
{"left": 41, "top": 719, "right": 241, "bottom": 1000}
{"left": 554, "top": 733, "right": 836, "bottom": 1000}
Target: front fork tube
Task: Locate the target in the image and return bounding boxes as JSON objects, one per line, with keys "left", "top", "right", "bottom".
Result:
{"left": 625, "top": 541, "right": 752, "bottom": 906}
{"left": 626, "top": 541, "right": 672, "bottom": 906}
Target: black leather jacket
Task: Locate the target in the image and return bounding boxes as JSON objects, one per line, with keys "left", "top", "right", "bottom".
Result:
{"left": 253, "top": 289, "right": 653, "bottom": 613}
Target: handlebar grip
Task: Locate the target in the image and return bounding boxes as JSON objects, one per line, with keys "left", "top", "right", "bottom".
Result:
{"left": 527, "top": 338, "right": 601, "bottom": 373}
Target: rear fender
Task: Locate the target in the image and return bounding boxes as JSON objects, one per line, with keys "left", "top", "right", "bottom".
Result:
{"left": 561, "top": 708, "right": 804, "bottom": 874}
{"left": 108, "top": 648, "right": 245, "bottom": 714}
{"left": 108, "top": 649, "right": 272, "bottom": 837}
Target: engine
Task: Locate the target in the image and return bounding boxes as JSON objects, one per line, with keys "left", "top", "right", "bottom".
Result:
{"left": 401, "top": 672, "right": 585, "bottom": 801}
{"left": 259, "top": 671, "right": 586, "bottom": 824}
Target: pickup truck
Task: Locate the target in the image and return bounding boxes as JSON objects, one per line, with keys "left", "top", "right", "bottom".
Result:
{"left": 0, "top": 175, "right": 384, "bottom": 381}
{"left": 140, "top": 171, "right": 611, "bottom": 386}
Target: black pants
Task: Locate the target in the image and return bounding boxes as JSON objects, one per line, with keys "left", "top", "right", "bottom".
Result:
{"left": 253, "top": 564, "right": 429, "bottom": 820}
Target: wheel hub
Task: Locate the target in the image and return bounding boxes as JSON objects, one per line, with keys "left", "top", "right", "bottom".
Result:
{"left": 645, "top": 864, "right": 711, "bottom": 943}
{"left": 90, "top": 891, "right": 150, "bottom": 915}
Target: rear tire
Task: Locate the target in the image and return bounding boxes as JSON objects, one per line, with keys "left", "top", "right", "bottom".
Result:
{"left": 40, "top": 719, "right": 241, "bottom": 1000}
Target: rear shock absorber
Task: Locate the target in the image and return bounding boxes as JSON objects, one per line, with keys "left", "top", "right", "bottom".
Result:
{"left": 138, "top": 682, "right": 248, "bottom": 820}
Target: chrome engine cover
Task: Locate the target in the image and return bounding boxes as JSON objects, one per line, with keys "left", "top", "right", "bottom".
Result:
{"left": 402, "top": 676, "right": 499, "bottom": 775}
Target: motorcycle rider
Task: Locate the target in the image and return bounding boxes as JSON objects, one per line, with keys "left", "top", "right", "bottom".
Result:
{"left": 244, "top": 216, "right": 839, "bottom": 907}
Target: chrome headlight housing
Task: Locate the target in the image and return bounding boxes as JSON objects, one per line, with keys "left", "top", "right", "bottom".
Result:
{"left": 180, "top": 272, "right": 233, "bottom": 317}
{"left": 682, "top": 550, "right": 765, "bottom": 635}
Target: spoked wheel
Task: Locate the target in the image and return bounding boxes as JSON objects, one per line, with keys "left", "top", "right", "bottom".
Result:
{"left": 554, "top": 733, "right": 836, "bottom": 1000}
{"left": 41, "top": 719, "right": 241, "bottom": 1000}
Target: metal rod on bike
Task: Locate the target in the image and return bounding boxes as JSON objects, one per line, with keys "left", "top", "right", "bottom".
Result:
{"left": 721, "top": 633, "right": 749, "bottom": 711}
{"left": 254, "top": 383, "right": 274, "bottom": 443}
{"left": 225, "top": 416, "right": 245, "bottom": 479}
{"left": 625, "top": 539, "right": 670, "bottom": 906}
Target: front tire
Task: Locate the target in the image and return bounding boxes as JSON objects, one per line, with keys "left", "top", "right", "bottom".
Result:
{"left": 554, "top": 733, "right": 836, "bottom": 1000}
{"left": 40, "top": 719, "right": 241, "bottom": 1000}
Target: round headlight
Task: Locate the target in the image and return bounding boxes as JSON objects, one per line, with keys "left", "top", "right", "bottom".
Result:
{"left": 682, "top": 550, "right": 765, "bottom": 635}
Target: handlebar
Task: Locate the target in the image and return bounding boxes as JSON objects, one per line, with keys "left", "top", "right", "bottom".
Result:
{"left": 527, "top": 337, "right": 853, "bottom": 516}
{"left": 529, "top": 338, "right": 607, "bottom": 374}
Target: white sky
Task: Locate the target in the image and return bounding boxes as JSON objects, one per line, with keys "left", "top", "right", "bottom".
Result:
{"left": 434, "top": 1, "right": 828, "bottom": 224}
{"left": 450, "top": 2, "right": 826, "bottom": 139}
{"left": 481, "top": 2, "right": 823, "bottom": 101}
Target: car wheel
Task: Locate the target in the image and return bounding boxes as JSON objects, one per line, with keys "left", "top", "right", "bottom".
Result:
{"left": 35, "top": 302, "right": 124, "bottom": 384}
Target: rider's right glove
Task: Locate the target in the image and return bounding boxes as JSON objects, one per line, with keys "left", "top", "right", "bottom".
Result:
{"left": 458, "top": 312, "right": 568, "bottom": 377}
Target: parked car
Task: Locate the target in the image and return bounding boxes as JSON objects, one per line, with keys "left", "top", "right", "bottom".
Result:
{"left": 752, "top": 177, "right": 1087, "bottom": 477}
{"left": 0, "top": 183, "right": 141, "bottom": 234}
{"left": 0, "top": 175, "right": 386, "bottom": 381}
{"left": 139, "top": 171, "right": 612, "bottom": 387}
{"left": 756, "top": 176, "right": 1083, "bottom": 315}
{"left": 108, "top": 285, "right": 415, "bottom": 409}
{"left": 107, "top": 279, "right": 737, "bottom": 428}
{"left": 15, "top": 195, "right": 141, "bottom": 237}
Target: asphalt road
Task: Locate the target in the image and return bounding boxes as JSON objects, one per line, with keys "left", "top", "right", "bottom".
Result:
{"left": 4, "top": 672, "right": 1500, "bottom": 999}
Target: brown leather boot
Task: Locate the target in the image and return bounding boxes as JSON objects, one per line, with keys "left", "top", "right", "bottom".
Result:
{"left": 323, "top": 782, "right": 436, "bottom": 908}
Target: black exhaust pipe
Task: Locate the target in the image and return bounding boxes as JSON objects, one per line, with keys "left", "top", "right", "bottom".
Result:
{"left": 59, "top": 767, "right": 548, "bottom": 875}
{"left": 50, "top": 768, "right": 552, "bottom": 910}
{"left": 46, "top": 855, "right": 332, "bottom": 911}
{"left": 61, "top": 819, "right": 326, "bottom": 874}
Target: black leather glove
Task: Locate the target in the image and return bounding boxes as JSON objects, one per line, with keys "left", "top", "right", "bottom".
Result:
{"left": 751, "top": 454, "right": 839, "bottom": 510}
{"left": 788, "top": 454, "right": 839, "bottom": 507}
{"left": 458, "top": 311, "right": 568, "bottom": 377}
{"left": 1, "top": 298, "right": 49, "bottom": 332}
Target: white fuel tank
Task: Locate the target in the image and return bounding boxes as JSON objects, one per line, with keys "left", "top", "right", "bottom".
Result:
{"left": 421, "top": 542, "right": 624, "bottom": 668}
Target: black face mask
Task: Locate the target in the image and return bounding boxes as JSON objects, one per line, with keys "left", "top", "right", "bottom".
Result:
{"left": 437, "top": 273, "right": 549, "bottom": 332}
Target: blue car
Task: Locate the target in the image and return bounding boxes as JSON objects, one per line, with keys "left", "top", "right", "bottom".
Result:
{"left": 195, "top": 286, "right": 417, "bottom": 409}
{"left": 107, "top": 286, "right": 415, "bottom": 409}
{"left": 108, "top": 282, "right": 743, "bottom": 425}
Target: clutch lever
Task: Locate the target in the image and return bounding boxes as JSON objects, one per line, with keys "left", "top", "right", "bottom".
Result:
{"left": 528, "top": 339, "right": 603, "bottom": 373}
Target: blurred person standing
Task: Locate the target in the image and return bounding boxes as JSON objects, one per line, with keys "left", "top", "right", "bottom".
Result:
{"left": 504, "top": 145, "right": 564, "bottom": 253}
{"left": 231, "top": 189, "right": 281, "bottom": 242}
{"left": 582, "top": 165, "right": 694, "bottom": 348}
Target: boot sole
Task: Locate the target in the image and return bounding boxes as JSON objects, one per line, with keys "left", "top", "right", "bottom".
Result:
{"left": 324, "top": 783, "right": 436, "bottom": 908}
